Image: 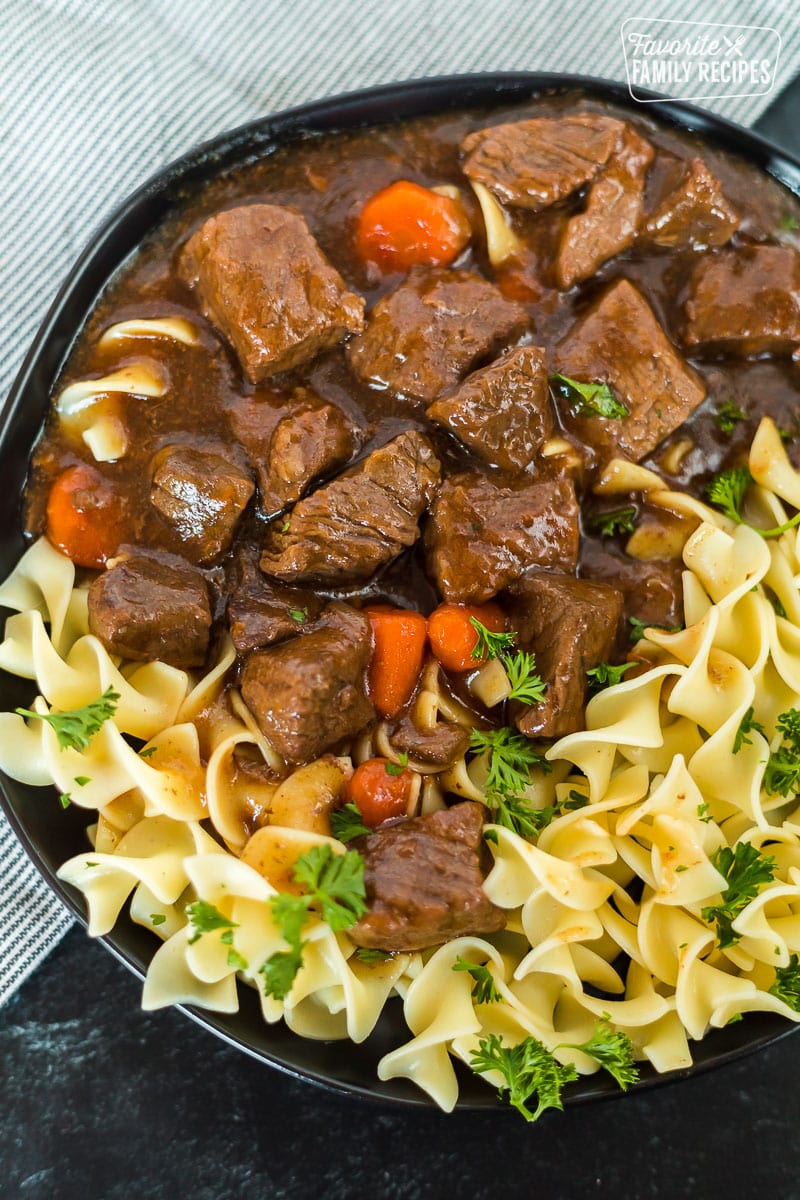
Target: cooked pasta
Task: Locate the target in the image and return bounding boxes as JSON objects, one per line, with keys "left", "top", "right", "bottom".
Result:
{"left": 2, "top": 418, "right": 799, "bottom": 1111}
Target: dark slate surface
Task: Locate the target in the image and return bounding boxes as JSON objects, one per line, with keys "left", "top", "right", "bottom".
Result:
{"left": 4, "top": 79, "right": 800, "bottom": 1200}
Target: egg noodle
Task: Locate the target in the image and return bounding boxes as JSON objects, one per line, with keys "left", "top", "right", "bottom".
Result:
{"left": 1, "top": 416, "right": 800, "bottom": 1112}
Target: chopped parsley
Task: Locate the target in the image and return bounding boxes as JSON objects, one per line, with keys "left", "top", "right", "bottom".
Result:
{"left": 59, "top": 793, "right": 71, "bottom": 809}
{"left": 330, "top": 803, "right": 371, "bottom": 842}
{"left": 701, "top": 843, "right": 776, "bottom": 949}
{"left": 628, "top": 616, "right": 680, "bottom": 643}
{"left": 452, "top": 957, "right": 502, "bottom": 1004}
{"left": 733, "top": 706, "right": 766, "bottom": 754}
{"left": 354, "top": 947, "right": 392, "bottom": 964}
{"left": 706, "top": 468, "right": 800, "bottom": 538}
{"left": 74, "top": 775, "right": 91, "bottom": 787}
{"left": 563, "top": 789, "right": 590, "bottom": 811}
{"left": 288, "top": 608, "right": 307, "bottom": 623}
{"left": 470, "top": 617, "right": 516, "bottom": 661}
{"left": 716, "top": 400, "right": 747, "bottom": 435}
{"left": 469, "top": 619, "right": 547, "bottom": 706}
{"left": 150, "top": 913, "right": 166, "bottom": 927}
{"left": 770, "top": 954, "right": 800, "bottom": 1011}
{"left": 586, "top": 661, "right": 634, "bottom": 692}
{"left": 15, "top": 686, "right": 120, "bottom": 752}
{"left": 469, "top": 727, "right": 554, "bottom": 839}
{"left": 779, "top": 212, "right": 799, "bottom": 231}
{"left": 588, "top": 507, "right": 637, "bottom": 537}
{"left": 385, "top": 751, "right": 409, "bottom": 777}
{"left": 469, "top": 1018, "right": 639, "bottom": 1122}
{"left": 260, "top": 846, "right": 367, "bottom": 1000}
{"left": 185, "top": 900, "right": 238, "bottom": 945}
{"left": 139, "top": 746, "right": 157, "bottom": 758}
{"left": 549, "top": 373, "right": 629, "bottom": 420}
{"left": 764, "top": 708, "right": 800, "bottom": 796}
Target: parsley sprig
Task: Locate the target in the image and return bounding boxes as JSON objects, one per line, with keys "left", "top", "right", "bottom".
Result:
{"left": 763, "top": 709, "right": 800, "bottom": 796}
{"left": 470, "top": 1018, "right": 639, "bottom": 1122}
{"left": 469, "top": 727, "right": 552, "bottom": 839}
{"left": 732, "top": 706, "right": 766, "bottom": 754}
{"left": 259, "top": 845, "right": 367, "bottom": 1000}
{"left": 770, "top": 954, "right": 800, "bottom": 1011}
{"left": 330, "top": 802, "right": 371, "bottom": 842}
{"left": 185, "top": 900, "right": 238, "bottom": 946}
{"left": 453, "top": 957, "right": 502, "bottom": 1004}
{"left": 469, "top": 618, "right": 547, "bottom": 705}
{"left": 15, "top": 686, "right": 120, "bottom": 752}
{"left": 586, "top": 661, "right": 634, "bottom": 693}
{"left": 706, "top": 468, "right": 800, "bottom": 538}
{"left": 716, "top": 400, "right": 747, "bottom": 435}
{"left": 549, "top": 374, "right": 629, "bottom": 420}
{"left": 701, "top": 843, "right": 776, "bottom": 949}
{"left": 588, "top": 507, "right": 637, "bottom": 537}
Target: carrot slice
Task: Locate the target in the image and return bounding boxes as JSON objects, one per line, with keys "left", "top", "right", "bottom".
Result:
{"left": 427, "top": 602, "right": 506, "bottom": 673}
{"left": 365, "top": 605, "right": 428, "bottom": 718}
{"left": 355, "top": 180, "right": 471, "bottom": 271}
{"left": 346, "top": 758, "right": 415, "bottom": 827}
{"left": 45, "top": 463, "right": 129, "bottom": 568}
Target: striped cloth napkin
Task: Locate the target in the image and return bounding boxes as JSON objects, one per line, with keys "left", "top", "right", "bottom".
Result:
{"left": 1, "top": 0, "right": 799, "bottom": 1004}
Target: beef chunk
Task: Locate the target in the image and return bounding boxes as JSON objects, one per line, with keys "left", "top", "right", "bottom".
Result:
{"left": 259, "top": 431, "right": 441, "bottom": 584}
{"left": 240, "top": 602, "right": 374, "bottom": 764}
{"left": 426, "top": 472, "right": 579, "bottom": 604}
{"left": 642, "top": 157, "right": 740, "bottom": 250}
{"left": 226, "top": 387, "right": 356, "bottom": 514}
{"left": 227, "top": 552, "right": 325, "bottom": 652}
{"left": 349, "top": 802, "right": 505, "bottom": 951}
{"left": 346, "top": 267, "right": 528, "bottom": 402}
{"left": 178, "top": 204, "right": 364, "bottom": 382}
{"left": 150, "top": 445, "right": 254, "bottom": 563}
{"left": 507, "top": 573, "right": 624, "bottom": 738}
{"left": 88, "top": 556, "right": 211, "bottom": 669}
{"left": 389, "top": 717, "right": 469, "bottom": 766}
{"left": 461, "top": 114, "right": 626, "bottom": 211}
{"left": 555, "top": 125, "right": 654, "bottom": 289}
{"left": 426, "top": 346, "right": 553, "bottom": 473}
{"left": 582, "top": 542, "right": 684, "bottom": 631}
{"left": 684, "top": 245, "right": 800, "bottom": 356}
{"left": 552, "top": 279, "right": 706, "bottom": 463}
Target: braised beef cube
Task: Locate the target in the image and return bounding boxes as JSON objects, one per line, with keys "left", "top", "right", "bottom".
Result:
{"left": 226, "top": 387, "right": 356, "bottom": 514}
{"left": 642, "top": 157, "right": 739, "bottom": 250}
{"left": 240, "top": 602, "right": 374, "bottom": 764}
{"left": 346, "top": 266, "right": 528, "bottom": 402}
{"left": 582, "top": 541, "right": 684, "bottom": 632}
{"left": 552, "top": 279, "right": 706, "bottom": 463}
{"left": 389, "top": 716, "right": 469, "bottom": 766}
{"left": 461, "top": 113, "right": 625, "bottom": 211}
{"left": 350, "top": 802, "right": 505, "bottom": 951}
{"left": 426, "top": 472, "right": 579, "bottom": 604}
{"left": 507, "top": 573, "right": 624, "bottom": 738}
{"left": 260, "top": 431, "right": 441, "bottom": 584}
{"left": 227, "top": 552, "right": 325, "bottom": 652}
{"left": 684, "top": 245, "right": 800, "bottom": 356}
{"left": 150, "top": 445, "right": 254, "bottom": 564}
{"left": 555, "top": 125, "right": 654, "bottom": 289}
{"left": 426, "top": 346, "right": 553, "bottom": 473}
{"left": 88, "top": 556, "right": 211, "bottom": 669}
{"left": 178, "top": 204, "right": 364, "bottom": 382}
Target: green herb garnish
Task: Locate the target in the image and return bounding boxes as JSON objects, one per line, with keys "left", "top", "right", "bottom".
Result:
{"left": 733, "top": 706, "right": 766, "bottom": 754}
{"left": 716, "top": 400, "right": 747, "bottom": 435}
{"left": 701, "top": 843, "right": 776, "bottom": 948}
{"left": 15, "top": 686, "right": 120, "bottom": 752}
{"left": 589, "top": 507, "right": 637, "bottom": 537}
{"left": 355, "top": 947, "right": 392, "bottom": 964}
{"left": 453, "top": 957, "right": 502, "bottom": 1004}
{"left": 330, "top": 802, "right": 371, "bottom": 842}
{"left": 770, "top": 954, "right": 800, "bottom": 1010}
{"left": 550, "top": 374, "right": 629, "bottom": 419}
{"left": 503, "top": 651, "right": 548, "bottom": 705}
{"left": 288, "top": 608, "right": 307, "bottom": 623}
{"left": 706, "top": 468, "right": 800, "bottom": 538}
{"left": 764, "top": 708, "right": 800, "bottom": 796}
{"left": 59, "top": 793, "right": 71, "bottom": 809}
{"left": 385, "top": 751, "right": 409, "bottom": 777}
{"left": 470, "top": 617, "right": 516, "bottom": 661}
{"left": 260, "top": 846, "right": 367, "bottom": 1000}
{"left": 185, "top": 900, "right": 238, "bottom": 946}
{"left": 586, "top": 661, "right": 634, "bottom": 692}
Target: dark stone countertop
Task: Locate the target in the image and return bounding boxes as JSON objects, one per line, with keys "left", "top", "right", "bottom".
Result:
{"left": 4, "top": 81, "right": 800, "bottom": 1200}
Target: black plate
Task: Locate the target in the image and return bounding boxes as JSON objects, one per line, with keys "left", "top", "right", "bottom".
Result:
{"left": 2, "top": 72, "right": 799, "bottom": 1111}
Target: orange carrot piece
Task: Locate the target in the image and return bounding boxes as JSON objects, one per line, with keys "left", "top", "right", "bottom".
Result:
{"left": 346, "top": 758, "right": 415, "bottom": 827}
{"left": 365, "top": 605, "right": 428, "bottom": 718}
{"left": 45, "top": 463, "right": 128, "bottom": 568}
{"left": 355, "top": 180, "right": 471, "bottom": 271}
{"left": 427, "top": 602, "right": 506, "bottom": 673}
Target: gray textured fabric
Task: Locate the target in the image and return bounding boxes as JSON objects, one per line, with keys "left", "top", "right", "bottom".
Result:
{"left": 1, "top": 0, "right": 799, "bottom": 1004}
